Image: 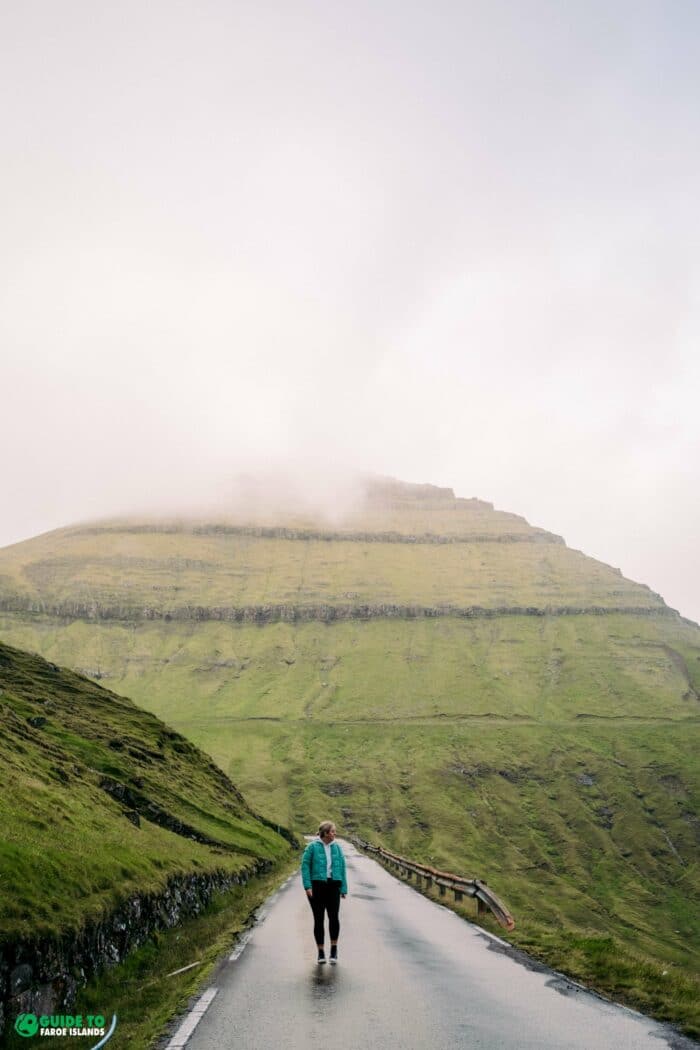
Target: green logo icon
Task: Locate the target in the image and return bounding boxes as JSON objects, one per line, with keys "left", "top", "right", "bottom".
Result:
{"left": 14, "top": 1014, "right": 39, "bottom": 1038}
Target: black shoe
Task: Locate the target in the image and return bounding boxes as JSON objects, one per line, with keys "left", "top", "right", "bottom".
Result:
{"left": 317, "top": 949, "right": 326, "bottom": 965}
{"left": 330, "top": 946, "right": 338, "bottom": 965}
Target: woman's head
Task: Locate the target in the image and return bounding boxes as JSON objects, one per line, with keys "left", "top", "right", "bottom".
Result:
{"left": 318, "top": 820, "right": 336, "bottom": 842}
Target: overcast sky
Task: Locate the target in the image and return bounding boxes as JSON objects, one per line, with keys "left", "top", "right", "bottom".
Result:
{"left": 1, "top": 0, "right": 699, "bottom": 623}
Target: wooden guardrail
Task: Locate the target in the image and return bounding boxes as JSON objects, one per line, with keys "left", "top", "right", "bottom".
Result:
{"left": 349, "top": 836, "right": 515, "bottom": 931}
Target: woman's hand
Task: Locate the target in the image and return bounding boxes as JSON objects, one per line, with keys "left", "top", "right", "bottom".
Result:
{"left": 341, "top": 893, "right": 346, "bottom": 898}
{"left": 306, "top": 888, "right": 313, "bottom": 898}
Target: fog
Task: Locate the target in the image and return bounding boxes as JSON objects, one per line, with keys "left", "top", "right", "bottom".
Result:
{"left": 1, "top": 1, "right": 699, "bottom": 623}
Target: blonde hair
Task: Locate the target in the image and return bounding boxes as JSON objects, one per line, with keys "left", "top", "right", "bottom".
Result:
{"left": 318, "top": 820, "right": 335, "bottom": 837}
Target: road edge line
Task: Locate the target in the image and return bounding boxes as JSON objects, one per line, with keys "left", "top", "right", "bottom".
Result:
{"left": 165, "top": 987, "right": 218, "bottom": 1049}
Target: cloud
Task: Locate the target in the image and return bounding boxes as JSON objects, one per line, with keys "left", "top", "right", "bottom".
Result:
{"left": 1, "top": 0, "right": 699, "bottom": 620}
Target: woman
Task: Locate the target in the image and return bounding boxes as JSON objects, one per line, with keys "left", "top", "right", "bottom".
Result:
{"left": 301, "top": 821, "right": 348, "bottom": 965}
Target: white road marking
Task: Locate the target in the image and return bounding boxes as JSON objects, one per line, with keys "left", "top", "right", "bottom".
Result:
{"left": 166, "top": 988, "right": 218, "bottom": 1049}
{"left": 166, "top": 960, "right": 202, "bottom": 978}
{"left": 228, "top": 930, "right": 252, "bottom": 962}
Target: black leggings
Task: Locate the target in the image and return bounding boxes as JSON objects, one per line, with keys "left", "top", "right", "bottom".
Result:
{"left": 309, "top": 880, "right": 341, "bottom": 944}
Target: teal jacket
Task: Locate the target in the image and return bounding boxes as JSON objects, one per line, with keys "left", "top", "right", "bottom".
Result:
{"left": 301, "top": 839, "right": 348, "bottom": 895}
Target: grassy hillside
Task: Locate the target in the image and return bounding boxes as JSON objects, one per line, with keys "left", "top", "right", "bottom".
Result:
{"left": 0, "top": 641, "right": 290, "bottom": 946}
{"left": 0, "top": 478, "right": 698, "bottom": 1036}
{"left": 0, "top": 614, "right": 695, "bottom": 725}
{"left": 0, "top": 524, "right": 662, "bottom": 615}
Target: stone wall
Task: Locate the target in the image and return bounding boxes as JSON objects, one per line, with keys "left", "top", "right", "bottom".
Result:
{"left": 0, "top": 862, "right": 270, "bottom": 1039}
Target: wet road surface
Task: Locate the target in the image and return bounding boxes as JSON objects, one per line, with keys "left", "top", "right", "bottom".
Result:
{"left": 172, "top": 840, "right": 695, "bottom": 1049}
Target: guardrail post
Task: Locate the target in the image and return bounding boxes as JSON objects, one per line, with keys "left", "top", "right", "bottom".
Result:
{"left": 453, "top": 889, "right": 463, "bottom": 902}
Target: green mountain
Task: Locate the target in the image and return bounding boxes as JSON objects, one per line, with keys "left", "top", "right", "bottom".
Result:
{"left": 0, "top": 478, "right": 698, "bottom": 1036}
{"left": 0, "top": 641, "right": 291, "bottom": 1042}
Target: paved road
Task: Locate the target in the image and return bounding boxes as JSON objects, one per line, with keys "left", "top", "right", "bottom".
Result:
{"left": 171, "top": 840, "right": 695, "bottom": 1049}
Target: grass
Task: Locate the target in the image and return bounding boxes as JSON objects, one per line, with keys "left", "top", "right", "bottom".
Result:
{"left": 0, "top": 642, "right": 291, "bottom": 945}
{"left": 0, "top": 523, "right": 663, "bottom": 614}
{"left": 0, "top": 614, "right": 697, "bottom": 726}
